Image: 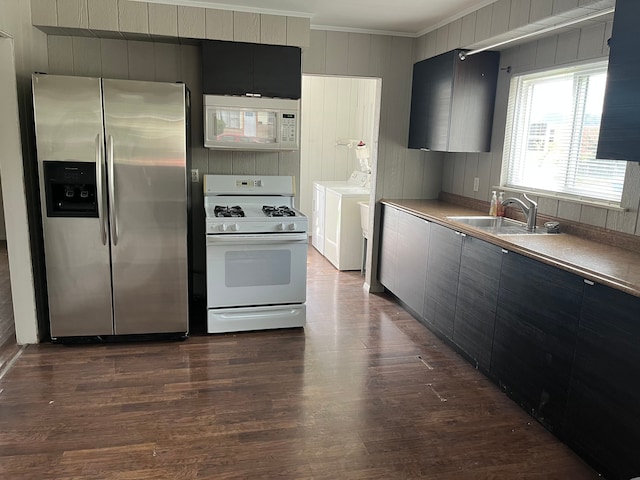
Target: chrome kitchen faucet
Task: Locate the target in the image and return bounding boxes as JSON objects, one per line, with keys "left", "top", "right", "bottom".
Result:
{"left": 501, "top": 194, "right": 538, "bottom": 231}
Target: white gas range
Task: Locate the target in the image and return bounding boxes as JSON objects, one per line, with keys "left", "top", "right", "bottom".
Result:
{"left": 203, "top": 175, "right": 308, "bottom": 334}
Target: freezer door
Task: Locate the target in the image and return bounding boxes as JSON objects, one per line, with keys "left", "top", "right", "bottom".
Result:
{"left": 32, "top": 74, "right": 114, "bottom": 337}
{"left": 102, "top": 79, "right": 189, "bottom": 335}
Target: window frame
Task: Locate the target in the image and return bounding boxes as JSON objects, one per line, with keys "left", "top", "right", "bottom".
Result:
{"left": 501, "top": 60, "right": 627, "bottom": 208}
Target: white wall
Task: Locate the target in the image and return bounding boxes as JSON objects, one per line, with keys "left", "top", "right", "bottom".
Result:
{"left": 0, "top": 0, "right": 49, "bottom": 344}
{"left": 299, "top": 75, "right": 380, "bottom": 217}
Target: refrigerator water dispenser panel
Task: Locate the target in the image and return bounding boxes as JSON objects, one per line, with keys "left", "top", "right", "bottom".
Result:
{"left": 43, "top": 161, "right": 98, "bottom": 218}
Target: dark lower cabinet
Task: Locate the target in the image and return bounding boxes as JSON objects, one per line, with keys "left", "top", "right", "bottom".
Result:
{"left": 378, "top": 206, "right": 429, "bottom": 317}
{"left": 379, "top": 205, "right": 399, "bottom": 292}
{"left": 492, "top": 251, "right": 583, "bottom": 432}
{"left": 395, "top": 211, "right": 430, "bottom": 316}
{"left": 563, "top": 282, "right": 640, "bottom": 480}
{"left": 453, "top": 236, "right": 502, "bottom": 371}
{"left": 378, "top": 204, "right": 640, "bottom": 478}
{"left": 423, "top": 223, "right": 462, "bottom": 339}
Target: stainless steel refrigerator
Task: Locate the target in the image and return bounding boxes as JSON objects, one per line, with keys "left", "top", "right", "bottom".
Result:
{"left": 32, "top": 74, "right": 190, "bottom": 339}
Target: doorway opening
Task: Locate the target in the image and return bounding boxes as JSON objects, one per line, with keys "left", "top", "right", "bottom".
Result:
{"left": 299, "top": 75, "right": 381, "bottom": 276}
{"left": 299, "top": 75, "right": 382, "bottom": 218}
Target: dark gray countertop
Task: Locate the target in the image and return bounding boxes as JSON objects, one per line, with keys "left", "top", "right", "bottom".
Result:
{"left": 382, "top": 199, "right": 640, "bottom": 298}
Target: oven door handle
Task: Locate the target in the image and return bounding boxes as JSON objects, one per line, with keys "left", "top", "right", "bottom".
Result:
{"left": 206, "top": 233, "right": 308, "bottom": 246}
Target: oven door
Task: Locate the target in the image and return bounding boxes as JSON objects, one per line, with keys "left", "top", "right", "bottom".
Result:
{"left": 206, "top": 233, "right": 307, "bottom": 308}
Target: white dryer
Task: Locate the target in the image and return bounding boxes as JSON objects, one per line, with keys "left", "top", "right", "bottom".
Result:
{"left": 312, "top": 171, "right": 370, "bottom": 270}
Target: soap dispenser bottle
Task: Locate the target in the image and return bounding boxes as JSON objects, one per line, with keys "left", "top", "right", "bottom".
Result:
{"left": 497, "top": 191, "right": 505, "bottom": 217}
{"left": 489, "top": 191, "right": 498, "bottom": 216}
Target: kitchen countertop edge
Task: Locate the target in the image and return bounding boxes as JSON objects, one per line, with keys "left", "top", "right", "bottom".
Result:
{"left": 381, "top": 199, "right": 640, "bottom": 298}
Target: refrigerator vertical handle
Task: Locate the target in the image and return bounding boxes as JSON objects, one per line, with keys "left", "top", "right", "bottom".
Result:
{"left": 95, "top": 134, "right": 107, "bottom": 245}
{"left": 107, "top": 135, "right": 119, "bottom": 246}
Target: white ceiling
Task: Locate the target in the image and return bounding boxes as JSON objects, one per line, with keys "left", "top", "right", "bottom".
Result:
{"left": 143, "top": 0, "right": 498, "bottom": 36}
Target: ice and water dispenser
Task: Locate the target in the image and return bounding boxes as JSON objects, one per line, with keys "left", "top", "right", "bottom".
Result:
{"left": 43, "top": 161, "right": 98, "bottom": 218}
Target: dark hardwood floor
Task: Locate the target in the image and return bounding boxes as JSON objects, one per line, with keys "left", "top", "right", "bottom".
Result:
{"left": 0, "top": 247, "right": 598, "bottom": 479}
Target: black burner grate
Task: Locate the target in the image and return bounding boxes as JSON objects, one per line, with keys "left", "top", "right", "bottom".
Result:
{"left": 214, "top": 205, "right": 245, "bottom": 217}
{"left": 262, "top": 205, "right": 296, "bottom": 217}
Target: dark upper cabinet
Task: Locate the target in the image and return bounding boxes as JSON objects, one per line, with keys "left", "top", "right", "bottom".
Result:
{"left": 563, "top": 282, "right": 640, "bottom": 480}
{"left": 453, "top": 236, "right": 502, "bottom": 372}
{"left": 202, "top": 40, "right": 301, "bottom": 99}
{"left": 492, "top": 251, "right": 583, "bottom": 432}
{"left": 423, "top": 223, "right": 462, "bottom": 339}
{"left": 253, "top": 44, "right": 301, "bottom": 99}
{"left": 597, "top": 0, "right": 640, "bottom": 161}
{"left": 408, "top": 49, "right": 499, "bottom": 152}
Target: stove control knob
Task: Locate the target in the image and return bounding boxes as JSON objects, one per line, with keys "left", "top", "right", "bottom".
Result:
{"left": 288, "top": 223, "right": 297, "bottom": 231}
{"left": 230, "top": 223, "right": 239, "bottom": 232}
{"left": 219, "top": 224, "right": 227, "bottom": 232}
{"left": 276, "top": 223, "right": 285, "bottom": 231}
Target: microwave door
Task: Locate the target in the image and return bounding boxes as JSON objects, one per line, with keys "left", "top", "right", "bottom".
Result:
{"left": 203, "top": 95, "right": 300, "bottom": 151}
{"left": 208, "top": 108, "right": 276, "bottom": 147}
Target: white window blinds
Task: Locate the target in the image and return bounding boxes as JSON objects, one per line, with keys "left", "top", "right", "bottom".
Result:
{"left": 502, "top": 62, "right": 627, "bottom": 204}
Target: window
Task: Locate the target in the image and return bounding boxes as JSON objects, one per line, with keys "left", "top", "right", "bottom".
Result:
{"left": 502, "top": 62, "right": 627, "bottom": 204}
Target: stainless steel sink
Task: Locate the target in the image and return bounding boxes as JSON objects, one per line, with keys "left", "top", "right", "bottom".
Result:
{"left": 446, "top": 215, "right": 551, "bottom": 235}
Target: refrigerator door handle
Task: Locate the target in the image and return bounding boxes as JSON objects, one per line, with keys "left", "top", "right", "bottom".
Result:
{"left": 95, "top": 134, "right": 107, "bottom": 245}
{"left": 107, "top": 134, "right": 118, "bottom": 246}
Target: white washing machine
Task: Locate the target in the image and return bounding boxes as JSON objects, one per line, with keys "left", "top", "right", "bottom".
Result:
{"left": 323, "top": 185, "right": 370, "bottom": 270}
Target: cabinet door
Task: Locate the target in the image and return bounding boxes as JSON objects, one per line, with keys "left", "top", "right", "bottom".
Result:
{"left": 563, "top": 282, "right": 640, "bottom": 480}
{"left": 453, "top": 236, "right": 502, "bottom": 371}
{"left": 395, "top": 211, "right": 429, "bottom": 316}
{"left": 597, "top": 0, "right": 640, "bottom": 161}
{"left": 253, "top": 43, "right": 301, "bottom": 99}
{"left": 407, "top": 59, "right": 431, "bottom": 149}
{"left": 378, "top": 205, "right": 399, "bottom": 292}
{"left": 408, "top": 53, "right": 455, "bottom": 151}
{"left": 425, "top": 53, "right": 455, "bottom": 151}
{"left": 449, "top": 51, "right": 499, "bottom": 152}
{"left": 492, "top": 251, "right": 582, "bottom": 431}
{"left": 423, "top": 223, "right": 462, "bottom": 339}
{"left": 202, "top": 40, "right": 254, "bottom": 96}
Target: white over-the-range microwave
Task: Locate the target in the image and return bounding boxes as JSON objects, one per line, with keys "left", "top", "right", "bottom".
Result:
{"left": 203, "top": 94, "right": 300, "bottom": 151}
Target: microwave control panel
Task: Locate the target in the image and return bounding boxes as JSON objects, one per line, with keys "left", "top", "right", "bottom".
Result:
{"left": 280, "top": 113, "right": 298, "bottom": 145}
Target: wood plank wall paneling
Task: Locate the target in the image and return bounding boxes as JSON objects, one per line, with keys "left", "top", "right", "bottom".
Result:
{"left": 260, "top": 14, "right": 286, "bottom": 45}
{"left": 148, "top": 3, "right": 178, "bottom": 37}
{"left": 30, "top": 0, "right": 57, "bottom": 26}
{"left": 33, "top": 0, "right": 311, "bottom": 48}
{"left": 287, "top": 17, "right": 310, "bottom": 47}
{"left": 233, "top": 11, "right": 260, "bottom": 43}
{"left": 87, "top": 0, "right": 118, "bottom": 32}
{"left": 56, "top": 0, "right": 88, "bottom": 29}
{"left": 205, "top": 9, "right": 233, "bottom": 41}
{"left": 118, "top": 1, "right": 148, "bottom": 36}
{"left": 299, "top": 76, "right": 379, "bottom": 217}
{"left": 177, "top": 6, "right": 205, "bottom": 40}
